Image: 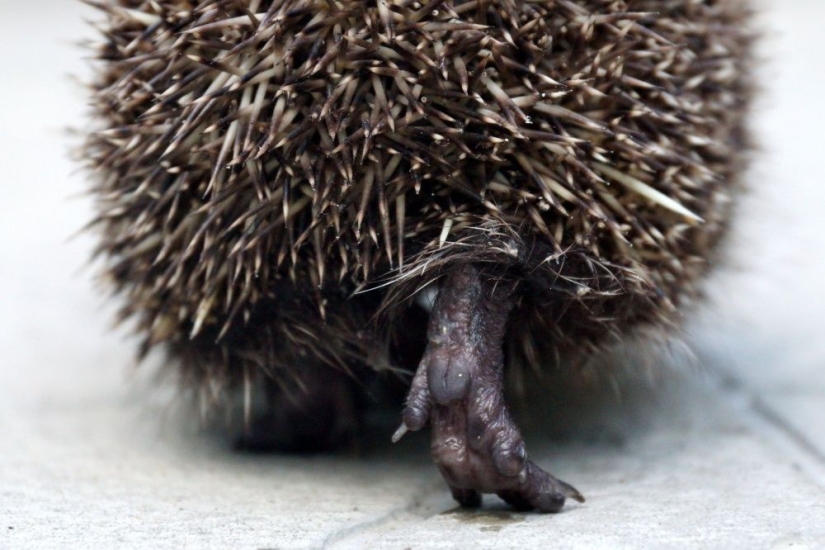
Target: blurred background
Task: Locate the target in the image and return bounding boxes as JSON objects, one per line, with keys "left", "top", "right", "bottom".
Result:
{"left": 1, "top": 1, "right": 823, "bottom": 547}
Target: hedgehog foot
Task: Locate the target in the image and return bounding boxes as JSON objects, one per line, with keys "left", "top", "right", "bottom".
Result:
{"left": 393, "top": 264, "right": 584, "bottom": 513}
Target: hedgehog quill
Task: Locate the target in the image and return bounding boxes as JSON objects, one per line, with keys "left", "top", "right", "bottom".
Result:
{"left": 82, "top": 0, "right": 752, "bottom": 512}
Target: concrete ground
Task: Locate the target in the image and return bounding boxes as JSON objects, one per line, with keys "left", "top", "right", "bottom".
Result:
{"left": 1, "top": 1, "right": 824, "bottom": 548}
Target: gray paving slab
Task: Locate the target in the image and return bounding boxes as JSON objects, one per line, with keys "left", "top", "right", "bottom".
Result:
{"left": 329, "top": 381, "right": 825, "bottom": 549}
{"left": 1, "top": 1, "right": 824, "bottom": 549}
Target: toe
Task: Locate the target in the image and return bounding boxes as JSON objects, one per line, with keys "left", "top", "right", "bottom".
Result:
{"left": 491, "top": 439, "right": 526, "bottom": 477}
{"left": 532, "top": 490, "right": 567, "bottom": 514}
{"left": 522, "top": 460, "right": 585, "bottom": 513}
{"left": 450, "top": 486, "right": 483, "bottom": 508}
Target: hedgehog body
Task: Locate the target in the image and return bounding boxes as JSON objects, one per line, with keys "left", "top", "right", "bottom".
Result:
{"left": 84, "top": 0, "right": 752, "bottom": 512}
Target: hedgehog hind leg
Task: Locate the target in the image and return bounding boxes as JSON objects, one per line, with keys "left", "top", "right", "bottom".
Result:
{"left": 395, "top": 264, "right": 584, "bottom": 513}
{"left": 235, "top": 363, "right": 360, "bottom": 454}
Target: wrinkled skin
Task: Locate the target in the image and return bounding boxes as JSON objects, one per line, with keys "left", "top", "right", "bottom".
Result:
{"left": 394, "top": 265, "right": 584, "bottom": 512}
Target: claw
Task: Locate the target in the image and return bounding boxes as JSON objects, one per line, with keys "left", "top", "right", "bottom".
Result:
{"left": 560, "top": 479, "right": 586, "bottom": 503}
{"left": 391, "top": 423, "right": 408, "bottom": 443}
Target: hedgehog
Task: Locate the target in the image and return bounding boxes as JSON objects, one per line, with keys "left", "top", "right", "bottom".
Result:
{"left": 81, "top": 0, "right": 753, "bottom": 513}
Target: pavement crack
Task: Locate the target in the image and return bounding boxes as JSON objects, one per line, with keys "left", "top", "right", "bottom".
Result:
{"left": 710, "top": 367, "right": 825, "bottom": 489}
{"left": 318, "top": 478, "right": 446, "bottom": 549}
